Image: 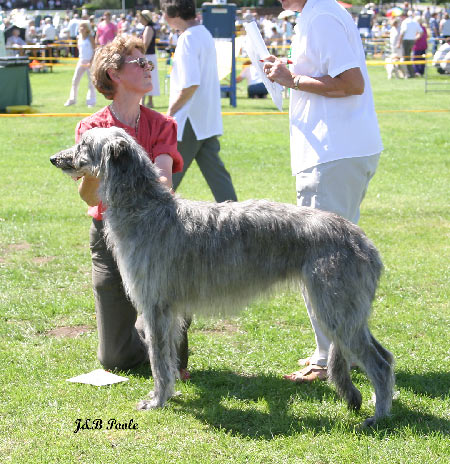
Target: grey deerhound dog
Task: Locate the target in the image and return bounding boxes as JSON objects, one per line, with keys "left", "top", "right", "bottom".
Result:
{"left": 50, "top": 127, "right": 394, "bottom": 426}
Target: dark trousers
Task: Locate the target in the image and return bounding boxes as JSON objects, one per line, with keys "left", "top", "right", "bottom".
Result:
{"left": 402, "top": 39, "right": 416, "bottom": 77}
{"left": 90, "top": 218, "right": 190, "bottom": 371}
{"left": 41, "top": 39, "right": 54, "bottom": 63}
{"left": 173, "top": 119, "right": 237, "bottom": 203}
{"left": 412, "top": 49, "right": 426, "bottom": 75}
{"left": 248, "top": 82, "right": 268, "bottom": 99}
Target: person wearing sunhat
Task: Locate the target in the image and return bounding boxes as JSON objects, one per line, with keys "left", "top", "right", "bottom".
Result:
{"left": 139, "top": 10, "right": 160, "bottom": 108}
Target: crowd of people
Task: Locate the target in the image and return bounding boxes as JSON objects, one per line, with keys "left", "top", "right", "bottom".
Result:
{"left": 366, "top": 4, "right": 450, "bottom": 78}
{"left": 2, "top": 3, "right": 449, "bottom": 81}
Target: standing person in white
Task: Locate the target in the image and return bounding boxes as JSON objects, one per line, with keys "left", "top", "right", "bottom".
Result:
{"left": 64, "top": 21, "right": 96, "bottom": 107}
{"left": 263, "top": 0, "right": 383, "bottom": 382}
{"left": 68, "top": 13, "right": 80, "bottom": 58}
{"left": 161, "top": 0, "right": 237, "bottom": 203}
{"left": 397, "top": 11, "right": 423, "bottom": 78}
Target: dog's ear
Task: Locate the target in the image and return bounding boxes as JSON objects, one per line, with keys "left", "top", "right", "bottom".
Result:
{"left": 104, "top": 138, "right": 129, "bottom": 161}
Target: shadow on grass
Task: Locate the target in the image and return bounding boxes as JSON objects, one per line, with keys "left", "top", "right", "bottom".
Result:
{"left": 175, "top": 369, "right": 450, "bottom": 439}
{"left": 395, "top": 370, "right": 450, "bottom": 400}
{"left": 125, "top": 366, "right": 450, "bottom": 438}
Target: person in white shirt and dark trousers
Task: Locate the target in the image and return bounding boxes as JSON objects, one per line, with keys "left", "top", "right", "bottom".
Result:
{"left": 162, "top": 0, "right": 237, "bottom": 204}
{"left": 263, "top": 0, "right": 382, "bottom": 383}
{"left": 397, "top": 11, "right": 423, "bottom": 78}
{"left": 41, "top": 17, "right": 56, "bottom": 63}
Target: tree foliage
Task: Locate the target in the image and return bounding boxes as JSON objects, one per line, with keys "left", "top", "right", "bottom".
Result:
{"left": 83, "top": 0, "right": 122, "bottom": 11}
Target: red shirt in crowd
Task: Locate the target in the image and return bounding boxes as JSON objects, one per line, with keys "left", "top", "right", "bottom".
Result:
{"left": 95, "top": 21, "right": 117, "bottom": 46}
{"left": 75, "top": 105, "right": 183, "bottom": 220}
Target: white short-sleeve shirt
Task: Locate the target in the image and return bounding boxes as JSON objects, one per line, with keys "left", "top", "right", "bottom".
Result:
{"left": 400, "top": 17, "right": 423, "bottom": 40}
{"left": 289, "top": 0, "right": 383, "bottom": 174}
{"left": 169, "top": 25, "right": 223, "bottom": 141}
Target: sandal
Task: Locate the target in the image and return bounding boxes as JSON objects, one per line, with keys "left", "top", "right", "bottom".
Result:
{"left": 283, "top": 365, "right": 327, "bottom": 383}
{"left": 298, "top": 356, "right": 358, "bottom": 369}
{"left": 298, "top": 356, "right": 312, "bottom": 367}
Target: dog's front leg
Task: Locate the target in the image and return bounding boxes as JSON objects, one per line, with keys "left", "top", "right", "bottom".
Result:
{"left": 137, "top": 306, "right": 177, "bottom": 410}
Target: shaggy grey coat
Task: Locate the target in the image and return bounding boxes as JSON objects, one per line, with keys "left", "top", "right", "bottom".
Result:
{"left": 50, "top": 127, "right": 395, "bottom": 426}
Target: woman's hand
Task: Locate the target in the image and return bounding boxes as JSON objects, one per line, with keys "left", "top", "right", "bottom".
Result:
{"left": 262, "top": 55, "right": 295, "bottom": 88}
{"left": 78, "top": 174, "right": 100, "bottom": 206}
{"left": 154, "top": 154, "right": 173, "bottom": 189}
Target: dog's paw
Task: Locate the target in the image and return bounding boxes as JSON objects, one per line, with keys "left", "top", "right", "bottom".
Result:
{"left": 136, "top": 398, "right": 164, "bottom": 410}
{"left": 361, "top": 416, "right": 377, "bottom": 428}
{"left": 346, "top": 387, "right": 362, "bottom": 411}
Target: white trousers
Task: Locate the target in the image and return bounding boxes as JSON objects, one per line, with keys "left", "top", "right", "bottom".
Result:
{"left": 68, "top": 60, "right": 96, "bottom": 106}
{"left": 296, "top": 154, "right": 380, "bottom": 366}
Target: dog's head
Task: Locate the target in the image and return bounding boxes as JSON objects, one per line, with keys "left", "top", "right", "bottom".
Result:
{"left": 50, "top": 127, "right": 133, "bottom": 179}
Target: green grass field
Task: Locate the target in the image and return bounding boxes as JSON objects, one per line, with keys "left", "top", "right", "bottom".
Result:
{"left": 0, "top": 59, "right": 449, "bottom": 463}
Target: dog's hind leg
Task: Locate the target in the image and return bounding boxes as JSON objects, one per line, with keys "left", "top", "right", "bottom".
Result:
{"left": 347, "top": 329, "right": 394, "bottom": 426}
{"left": 370, "top": 332, "right": 395, "bottom": 366}
{"left": 137, "top": 304, "right": 178, "bottom": 410}
{"left": 328, "top": 342, "right": 362, "bottom": 411}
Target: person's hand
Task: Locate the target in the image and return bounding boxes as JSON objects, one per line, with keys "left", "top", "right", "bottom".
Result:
{"left": 74, "top": 172, "right": 97, "bottom": 182}
{"left": 262, "top": 56, "right": 295, "bottom": 88}
{"left": 155, "top": 154, "right": 173, "bottom": 191}
{"left": 159, "top": 175, "right": 170, "bottom": 187}
{"left": 159, "top": 176, "right": 175, "bottom": 195}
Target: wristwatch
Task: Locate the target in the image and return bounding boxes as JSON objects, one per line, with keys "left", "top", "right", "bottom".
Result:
{"left": 292, "top": 74, "right": 302, "bottom": 91}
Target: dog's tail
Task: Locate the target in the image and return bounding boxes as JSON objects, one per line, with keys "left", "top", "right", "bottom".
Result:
{"left": 300, "top": 214, "right": 383, "bottom": 331}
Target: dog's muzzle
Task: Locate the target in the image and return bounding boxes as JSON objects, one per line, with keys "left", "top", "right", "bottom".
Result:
{"left": 50, "top": 147, "right": 75, "bottom": 170}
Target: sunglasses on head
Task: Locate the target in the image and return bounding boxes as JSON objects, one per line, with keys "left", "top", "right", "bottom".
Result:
{"left": 125, "top": 58, "right": 154, "bottom": 71}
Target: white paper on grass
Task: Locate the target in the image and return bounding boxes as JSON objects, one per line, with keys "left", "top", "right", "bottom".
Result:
{"left": 243, "top": 21, "right": 283, "bottom": 111}
{"left": 67, "top": 369, "right": 129, "bottom": 386}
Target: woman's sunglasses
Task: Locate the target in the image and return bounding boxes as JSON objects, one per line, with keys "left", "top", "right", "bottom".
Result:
{"left": 125, "top": 58, "right": 155, "bottom": 71}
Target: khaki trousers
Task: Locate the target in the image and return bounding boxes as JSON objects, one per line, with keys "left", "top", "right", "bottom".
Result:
{"left": 296, "top": 154, "right": 380, "bottom": 366}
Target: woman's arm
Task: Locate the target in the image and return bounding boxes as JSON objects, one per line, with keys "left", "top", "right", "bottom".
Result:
{"left": 78, "top": 174, "right": 100, "bottom": 206}
{"left": 154, "top": 154, "right": 174, "bottom": 189}
{"left": 142, "top": 25, "right": 154, "bottom": 51}
{"left": 263, "top": 57, "right": 364, "bottom": 98}
{"left": 167, "top": 85, "right": 198, "bottom": 117}
{"left": 78, "top": 153, "right": 174, "bottom": 205}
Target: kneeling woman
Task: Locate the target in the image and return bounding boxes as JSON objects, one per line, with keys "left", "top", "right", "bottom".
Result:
{"left": 75, "top": 35, "right": 190, "bottom": 376}
{"left": 236, "top": 60, "right": 268, "bottom": 99}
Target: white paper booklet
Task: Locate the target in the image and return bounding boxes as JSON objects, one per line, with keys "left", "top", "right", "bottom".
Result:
{"left": 67, "top": 369, "right": 129, "bottom": 386}
{"left": 243, "top": 21, "right": 284, "bottom": 111}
